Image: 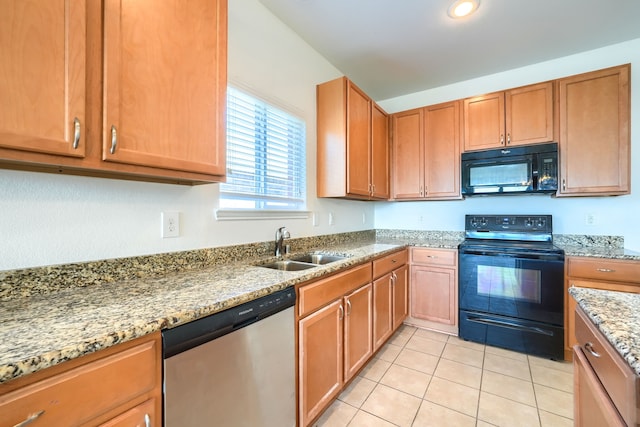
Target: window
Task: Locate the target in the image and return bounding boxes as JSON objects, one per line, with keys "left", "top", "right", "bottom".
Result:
{"left": 220, "top": 87, "right": 306, "bottom": 211}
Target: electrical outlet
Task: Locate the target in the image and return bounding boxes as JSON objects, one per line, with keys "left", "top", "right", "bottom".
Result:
{"left": 162, "top": 211, "right": 180, "bottom": 238}
{"left": 585, "top": 213, "right": 596, "bottom": 226}
{"left": 362, "top": 212, "right": 366, "bottom": 224}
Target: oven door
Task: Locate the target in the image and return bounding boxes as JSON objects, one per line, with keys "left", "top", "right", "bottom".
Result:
{"left": 461, "top": 155, "right": 533, "bottom": 195}
{"left": 458, "top": 249, "right": 564, "bottom": 326}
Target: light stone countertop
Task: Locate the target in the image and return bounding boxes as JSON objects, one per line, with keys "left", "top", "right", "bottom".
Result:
{"left": 0, "top": 242, "right": 403, "bottom": 384}
{"left": 569, "top": 287, "right": 640, "bottom": 376}
{"left": 2, "top": 229, "right": 638, "bottom": 386}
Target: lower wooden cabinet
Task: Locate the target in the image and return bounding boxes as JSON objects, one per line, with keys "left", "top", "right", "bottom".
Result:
{"left": 297, "top": 248, "right": 407, "bottom": 427}
{"left": 372, "top": 249, "right": 408, "bottom": 351}
{"left": 408, "top": 248, "right": 458, "bottom": 334}
{"left": 564, "top": 256, "right": 640, "bottom": 360}
{"left": 573, "top": 307, "right": 637, "bottom": 426}
{"left": 0, "top": 332, "right": 162, "bottom": 427}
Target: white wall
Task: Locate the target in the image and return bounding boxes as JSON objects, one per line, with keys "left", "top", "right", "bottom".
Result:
{"left": 376, "top": 38, "right": 640, "bottom": 251}
{"left": 0, "top": 0, "right": 375, "bottom": 271}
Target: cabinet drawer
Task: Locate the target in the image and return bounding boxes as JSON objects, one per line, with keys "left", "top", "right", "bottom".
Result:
{"left": 574, "top": 307, "right": 638, "bottom": 426}
{"left": 411, "top": 248, "right": 456, "bottom": 266}
{"left": 373, "top": 249, "right": 407, "bottom": 279}
{"left": 0, "top": 339, "right": 159, "bottom": 427}
{"left": 568, "top": 257, "right": 640, "bottom": 283}
{"left": 298, "top": 263, "right": 372, "bottom": 318}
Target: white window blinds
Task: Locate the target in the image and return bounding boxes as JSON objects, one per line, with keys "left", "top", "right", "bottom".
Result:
{"left": 220, "top": 87, "right": 306, "bottom": 210}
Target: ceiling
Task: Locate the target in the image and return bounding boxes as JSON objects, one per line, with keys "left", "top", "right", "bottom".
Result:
{"left": 259, "top": 0, "right": 640, "bottom": 100}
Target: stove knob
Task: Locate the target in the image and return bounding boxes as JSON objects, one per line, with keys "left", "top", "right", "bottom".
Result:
{"left": 480, "top": 218, "right": 487, "bottom": 226}
{"left": 537, "top": 219, "right": 545, "bottom": 227}
{"left": 470, "top": 218, "right": 477, "bottom": 227}
{"left": 525, "top": 218, "right": 533, "bottom": 227}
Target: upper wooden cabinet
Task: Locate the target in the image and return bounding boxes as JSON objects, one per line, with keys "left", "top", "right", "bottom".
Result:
{"left": 556, "top": 64, "right": 630, "bottom": 196}
{"left": 463, "top": 82, "right": 554, "bottom": 151}
{"left": 0, "top": 0, "right": 86, "bottom": 158}
{"left": 0, "top": 0, "right": 227, "bottom": 184}
{"left": 317, "top": 77, "right": 390, "bottom": 200}
{"left": 391, "top": 101, "right": 462, "bottom": 200}
{"left": 102, "top": 0, "right": 226, "bottom": 176}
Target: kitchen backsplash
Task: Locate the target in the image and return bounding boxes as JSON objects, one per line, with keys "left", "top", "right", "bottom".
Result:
{"left": 0, "top": 229, "right": 625, "bottom": 301}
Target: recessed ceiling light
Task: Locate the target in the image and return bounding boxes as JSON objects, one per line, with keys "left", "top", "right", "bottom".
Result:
{"left": 447, "top": 0, "right": 480, "bottom": 19}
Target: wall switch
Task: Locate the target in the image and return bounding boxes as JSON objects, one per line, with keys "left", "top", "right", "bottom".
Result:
{"left": 162, "top": 211, "right": 180, "bottom": 238}
{"left": 312, "top": 212, "right": 319, "bottom": 227}
{"left": 328, "top": 212, "right": 335, "bottom": 225}
{"left": 362, "top": 212, "right": 366, "bottom": 224}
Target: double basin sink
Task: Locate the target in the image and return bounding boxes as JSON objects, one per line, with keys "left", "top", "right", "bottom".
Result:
{"left": 259, "top": 253, "right": 349, "bottom": 271}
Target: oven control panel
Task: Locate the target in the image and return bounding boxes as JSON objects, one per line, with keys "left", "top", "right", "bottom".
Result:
{"left": 465, "top": 215, "right": 552, "bottom": 233}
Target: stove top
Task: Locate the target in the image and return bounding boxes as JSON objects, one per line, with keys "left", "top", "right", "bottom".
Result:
{"left": 460, "top": 215, "right": 563, "bottom": 257}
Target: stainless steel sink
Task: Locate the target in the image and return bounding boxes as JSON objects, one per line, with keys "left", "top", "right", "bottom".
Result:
{"left": 289, "top": 253, "right": 348, "bottom": 265}
{"left": 259, "top": 260, "right": 318, "bottom": 271}
{"left": 258, "top": 252, "right": 349, "bottom": 271}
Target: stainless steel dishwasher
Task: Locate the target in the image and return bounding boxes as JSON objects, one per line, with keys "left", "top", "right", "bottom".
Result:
{"left": 162, "top": 287, "right": 296, "bottom": 427}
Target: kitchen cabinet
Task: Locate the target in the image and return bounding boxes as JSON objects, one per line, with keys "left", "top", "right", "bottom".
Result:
{"left": 297, "top": 263, "right": 372, "bottom": 427}
{"left": 408, "top": 248, "right": 458, "bottom": 335}
{"left": 556, "top": 64, "right": 630, "bottom": 196}
{"left": 317, "top": 77, "right": 390, "bottom": 200}
{"left": 0, "top": 0, "right": 86, "bottom": 158}
{"left": 343, "top": 284, "right": 373, "bottom": 381}
{"left": 564, "top": 256, "right": 640, "bottom": 361}
{"left": 372, "top": 249, "right": 409, "bottom": 350}
{"left": 0, "top": 332, "right": 161, "bottom": 427}
{"left": 573, "top": 306, "right": 638, "bottom": 426}
{"left": 391, "top": 101, "right": 462, "bottom": 200}
{"left": 0, "top": 0, "right": 227, "bottom": 184}
{"left": 463, "top": 82, "right": 554, "bottom": 151}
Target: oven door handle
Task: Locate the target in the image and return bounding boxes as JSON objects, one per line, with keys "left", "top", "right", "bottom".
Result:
{"left": 467, "top": 316, "right": 554, "bottom": 336}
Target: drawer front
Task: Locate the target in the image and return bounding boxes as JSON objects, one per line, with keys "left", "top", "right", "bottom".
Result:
{"left": 0, "top": 339, "right": 159, "bottom": 427}
{"left": 568, "top": 257, "right": 640, "bottom": 283}
{"left": 372, "top": 249, "right": 407, "bottom": 279}
{"left": 574, "top": 307, "right": 638, "bottom": 426}
{"left": 411, "top": 248, "right": 456, "bottom": 267}
{"left": 298, "top": 263, "right": 372, "bottom": 318}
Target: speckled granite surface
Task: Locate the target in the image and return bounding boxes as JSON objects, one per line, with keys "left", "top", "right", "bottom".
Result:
{"left": 569, "top": 287, "right": 640, "bottom": 376}
{"left": 2, "top": 228, "right": 638, "bottom": 385}
{"left": 0, "top": 240, "right": 401, "bottom": 384}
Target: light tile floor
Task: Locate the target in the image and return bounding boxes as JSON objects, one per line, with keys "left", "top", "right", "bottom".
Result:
{"left": 315, "top": 325, "right": 573, "bottom": 427}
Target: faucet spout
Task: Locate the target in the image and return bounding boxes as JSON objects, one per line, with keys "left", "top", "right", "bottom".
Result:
{"left": 274, "top": 226, "right": 291, "bottom": 256}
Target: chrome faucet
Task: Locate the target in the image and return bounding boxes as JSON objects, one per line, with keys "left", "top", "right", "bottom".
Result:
{"left": 274, "top": 226, "right": 291, "bottom": 257}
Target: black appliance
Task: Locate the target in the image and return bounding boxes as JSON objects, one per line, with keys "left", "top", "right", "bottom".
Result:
{"left": 461, "top": 142, "right": 558, "bottom": 196}
{"left": 458, "top": 214, "right": 564, "bottom": 360}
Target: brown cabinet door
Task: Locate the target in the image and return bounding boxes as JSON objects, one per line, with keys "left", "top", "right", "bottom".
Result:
{"left": 298, "top": 299, "right": 344, "bottom": 427}
{"left": 557, "top": 64, "right": 630, "bottom": 196}
{"left": 410, "top": 264, "right": 456, "bottom": 325}
{"left": 344, "top": 283, "right": 373, "bottom": 382}
{"left": 99, "top": 399, "right": 156, "bottom": 427}
{"left": 373, "top": 274, "right": 393, "bottom": 351}
{"left": 505, "top": 82, "right": 554, "bottom": 146}
{"left": 391, "top": 108, "right": 424, "bottom": 199}
{"left": 573, "top": 346, "right": 626, "bottom": 427}
{"left": 0, "top": 0, "right": 86, "bottom": 158}
{"left": 463, "top": 91, "right": 505, "bottom": 151}
{"left": 424, "top": 101, "right": 462, "bottom": 199}
{"left": 371, "top": 103, "right": 390, "bottom": 199}
{"left": 346, "top": 83, "right": 372, "bottom": 197}
{"left": 392, "top": 265, "right": 409, "bottom": 330}
{"left": 103, "top": 0, "right": 226, "bottom": 175}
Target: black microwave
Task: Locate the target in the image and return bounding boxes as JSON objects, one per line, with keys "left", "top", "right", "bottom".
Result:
{"left": 461, "top": 142, "right": 558, "bottom": 196}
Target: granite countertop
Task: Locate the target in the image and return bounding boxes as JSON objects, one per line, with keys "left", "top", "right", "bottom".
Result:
{"left": 2, "top": 228, "right": 638, "bottom": 386}
{"left": 569, "top": 287, "right": 640, "bottom": 376}
{"left": 0, "top": 242, "right": 405, "bottom": 384}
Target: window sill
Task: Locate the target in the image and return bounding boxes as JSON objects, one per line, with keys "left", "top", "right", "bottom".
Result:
{"left": 215, "top": 209, "right": 311, "bottom": 221}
